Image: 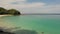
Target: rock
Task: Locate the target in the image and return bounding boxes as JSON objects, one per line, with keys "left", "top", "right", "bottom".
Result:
{"left": 14, "top": 29, "right": 38, "bottom": 34}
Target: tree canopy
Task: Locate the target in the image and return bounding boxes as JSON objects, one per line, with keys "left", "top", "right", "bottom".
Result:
{"left": 0, "top": 7, "right": 21, "bottom": 15}
{"left": 7, "top": 9, "right": 21, "bottom": 15}
{"left": 0, "top": 7, "right": 7, "bottom": 14}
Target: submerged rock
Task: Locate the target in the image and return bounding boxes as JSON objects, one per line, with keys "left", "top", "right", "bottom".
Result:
{"left": 14, "top": 29, "right": 38, "bottom": 34}
{"left": 0, "top": 27, "right": 15, "bottom": 34}
{"left": 0, "top": 30, "right": 14, "bottom": 34}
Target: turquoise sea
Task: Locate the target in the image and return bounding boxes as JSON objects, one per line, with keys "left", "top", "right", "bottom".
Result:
{"left": 0, "top": 15, "right": 60, "bottom": 34}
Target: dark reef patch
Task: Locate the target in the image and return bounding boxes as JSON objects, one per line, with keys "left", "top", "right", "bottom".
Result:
{"left": 14, "top": 29, "right": 38, "bottom": 34}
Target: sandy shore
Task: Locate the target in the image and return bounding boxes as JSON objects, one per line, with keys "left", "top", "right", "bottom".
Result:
{"left": 0, "top": 15, "right": 12, "bottom": 17}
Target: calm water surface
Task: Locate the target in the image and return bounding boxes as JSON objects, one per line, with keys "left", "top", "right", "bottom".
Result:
{"left": 0, "top": 15, "right": 60, "bottom": 34}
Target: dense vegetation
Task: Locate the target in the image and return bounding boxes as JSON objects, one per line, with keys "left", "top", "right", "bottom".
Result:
{"left": 0, "top": 7, "right": 21, "bottom": 15}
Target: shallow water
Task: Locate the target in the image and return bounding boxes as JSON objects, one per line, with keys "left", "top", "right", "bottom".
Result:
{"left": 0, "top": 15, "right": 60, "bottom": 34}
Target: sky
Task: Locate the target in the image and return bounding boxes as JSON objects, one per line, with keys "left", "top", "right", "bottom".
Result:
{"left": 0, "top": 0, "right": 60, "bottom": 14}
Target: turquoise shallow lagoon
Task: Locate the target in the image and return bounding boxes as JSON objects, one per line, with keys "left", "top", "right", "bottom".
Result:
{"left": 0, "top": 15, "right": 60, "bottom": 34}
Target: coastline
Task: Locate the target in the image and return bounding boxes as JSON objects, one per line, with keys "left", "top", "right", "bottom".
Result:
{"left": 0, "top": 15, "right": 12, "bottom": 17}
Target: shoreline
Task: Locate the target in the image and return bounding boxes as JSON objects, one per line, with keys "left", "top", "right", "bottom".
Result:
{"left": 0, "top": 15, "right": 12, "bottom": 17}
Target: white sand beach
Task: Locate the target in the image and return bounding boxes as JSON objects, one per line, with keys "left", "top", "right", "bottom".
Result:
{"left": 0, "top": 15, "right": 12, "bottom": 17}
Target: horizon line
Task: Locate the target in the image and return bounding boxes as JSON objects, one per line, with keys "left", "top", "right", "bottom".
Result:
{"left": 21, "top": 13, "right": 60, "bottom": 15}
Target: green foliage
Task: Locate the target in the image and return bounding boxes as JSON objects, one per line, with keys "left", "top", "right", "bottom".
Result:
{"left": 7, "top": 9, "right": 21, "bottom": 15}
{"left": 0, "top": 7, "right": 7, "bottom": 14}
{"left": 0, "top": 7, "right": 21, "bottom": 15}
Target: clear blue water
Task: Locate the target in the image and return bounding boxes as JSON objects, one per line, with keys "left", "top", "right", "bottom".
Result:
{"left": 0, "top": 15, "right": 60, "bottom": 34}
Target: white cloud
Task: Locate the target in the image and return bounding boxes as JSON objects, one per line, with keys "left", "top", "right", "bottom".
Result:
{"left": 0, "top": 0, "right": 60, "bottom": 14}
{"left": 21, "top": 5, "right": 60, "bottom": 14}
